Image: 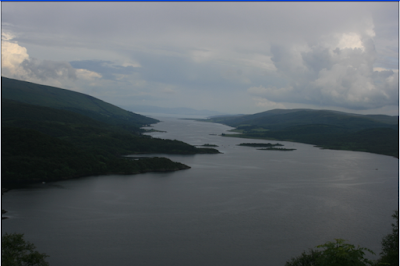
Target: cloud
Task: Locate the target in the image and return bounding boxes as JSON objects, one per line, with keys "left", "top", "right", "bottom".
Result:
{"left": 1, "top": 33, "right": 105, "bottom": 92}
{"left": 160, "top": 86, "right": 178, "bottom": 94}
{"left": 248, "top": 33, "right": 398, "bottom": 110}
{"left": 1, "top": 2, "right": 398, "bottom": 114}
{"left": 76, "top": 69, "right": 102, "bottom": 80}
{"left": 121, "top": 61, "right": 141, "bottom": 68}
{"left": 2, "top": 32, "right": 74, "bottom": 85}
{"left": 1, "top": 32, "right": 29, "bottom": 77}
{"left": 252, "top": 97, "right": 286, "bottom": 110}
{"left": 69, "top": 60, "right": 139, "bottom": 81}
{"left": 20, "top": 58, "right": 77, "bottom": 81}
{"left": 337, "top": 33, "right": 368, "bottom": 51}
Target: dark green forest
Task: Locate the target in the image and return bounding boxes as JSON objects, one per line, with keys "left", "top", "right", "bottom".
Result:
{"left": 2, "top": 127, "right": 191, "bottom": 185}
{"left": 1, "top": 78, "right": 219, "bottom": 187}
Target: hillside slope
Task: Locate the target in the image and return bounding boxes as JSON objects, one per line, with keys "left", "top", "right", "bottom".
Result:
{"left": 1, "top": 79, "right": 219, "bottom": 186}
{"left": 2, "top": 77, "right": 158, "bottom": 131}
{"left": 210, "top": 109, "right": 398, "bottom": 131}
{"left": 212, "top": 109, "right": 398, "bottom": 157}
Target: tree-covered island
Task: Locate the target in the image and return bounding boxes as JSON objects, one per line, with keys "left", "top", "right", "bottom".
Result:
{"left": 258, "top": 147, "right": 296, "bottom": 151}
{"left": 197, "top": 144, "right": 219, "bottom": 147}
{"left": 238, "top": 143, "right": 284, "bottom": 147}
{"left": 238, "top": 143, "right": 296, "bottom": 151}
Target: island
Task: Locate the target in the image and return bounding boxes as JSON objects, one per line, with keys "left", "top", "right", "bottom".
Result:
{"left": 258, "top": 148, "right": 296, "bottom": 151}
{"left": 142, "top": 129, "right": 166, "bottom": 133}
{"left": 238, "top": 142, "right": 296, "bottom": 151}
{"left": 238, "top": 143, "right": 284, "bottom": 147}
{"left": 197, "top": 143, "right": 219, "bottom": 147}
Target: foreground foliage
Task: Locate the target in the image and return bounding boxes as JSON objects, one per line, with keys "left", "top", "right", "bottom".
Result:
{"left": 285, "top": 211, "right": 399, "bottom": 266}
{"left": 285, "top": 239, "right": 375, "bottom": 266}
{"left": 2, "top": 233, "right": 49, "bottom": 266}
{"left": 376, "top": 211, "right": 399, "bottom": 266}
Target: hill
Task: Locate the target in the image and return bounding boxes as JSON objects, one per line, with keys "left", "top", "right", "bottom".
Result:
{"left": 209, "top": 109, "right": 398, "bottom": 131}
{"left": 210, "top": 109, "right": 398, "bottom": 157}
{"left": 1, "top": 77, "right": 158, "bottom": 132}
{"left": 1, "top": 78, "right": 219, "bottom": 186}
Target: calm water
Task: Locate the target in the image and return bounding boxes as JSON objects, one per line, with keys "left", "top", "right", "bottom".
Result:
{"left": 2, "top": 117, "right": 398, "bottom": 266}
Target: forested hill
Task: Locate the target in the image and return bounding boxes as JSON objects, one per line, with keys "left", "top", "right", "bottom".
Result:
{"left": 207, "top": 109, "right": 398, "bottom": 158}
{"left": 2, "top": 77, "right": 158, "bottom": 131}
{"left": 209, "top": 109, "right": 398, "bottom": 131}
{"left": 2, "top": 78, "right": 219, "bottom": 186}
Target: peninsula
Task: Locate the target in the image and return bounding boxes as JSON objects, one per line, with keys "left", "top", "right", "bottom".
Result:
{"left": 2, "top": 77, "right": 220, "bottom": 187}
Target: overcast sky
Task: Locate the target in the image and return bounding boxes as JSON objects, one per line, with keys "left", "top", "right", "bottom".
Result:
{"left": 2, "top": 2, "right": 399, "bottom": 115}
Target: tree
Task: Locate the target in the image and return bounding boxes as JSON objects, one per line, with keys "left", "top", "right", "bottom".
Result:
{"left": 285, "top": 239, "right": 375, "bottom": 266}
{"left": 377, "top": 210, "right": 399, "bottom": 266}
{"left": 284, "top": 248, "right": 322, "bottom": 266}
{"left": 315, "top": 238, "right": 375, "bottom": 266}
{"left": 2, "top": 233, "right": 49, "bottom": 266}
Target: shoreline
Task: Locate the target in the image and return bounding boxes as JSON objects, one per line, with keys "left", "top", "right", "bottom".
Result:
{"left": 221, "top": 133, "right": 398, "bottom": 158}
{"left": 2, "top": 164, "right": 191, "bottom": 191}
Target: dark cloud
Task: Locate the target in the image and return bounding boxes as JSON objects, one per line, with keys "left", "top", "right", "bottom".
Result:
{"left": 302, "top": 47, "right": 333, "bottom": 75}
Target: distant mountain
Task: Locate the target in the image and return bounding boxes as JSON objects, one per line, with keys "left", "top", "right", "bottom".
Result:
{"left": 2, "top": 77, "right": 158, "bottom": 130}
{"left": 210, "top": 108, "right": 398, "bottom": 157}
{"left": 120, "top": 104, "right": 226, "bottom": 117}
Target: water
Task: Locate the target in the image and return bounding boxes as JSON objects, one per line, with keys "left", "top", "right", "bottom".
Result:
{"left": 2, "top": 117, "right": 398, "bottom": 266}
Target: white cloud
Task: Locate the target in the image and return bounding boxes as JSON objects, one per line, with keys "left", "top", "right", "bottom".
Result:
{"left": 121, "top": 61, "right": 141, "bottom": 68}
{"left": 1, "top": 32, "right": 29, "bottom": 76}
{"left": 373, "top": 67, "right": 398, "bottom": 73}
{"left": 76, "top": 69, "right": 102, "bottom": 80}
{"left": 2, "top": 33, "right": 76, "bottom": 85}
{"left": 337, "top": 33, "right": 366, "bottom": 51}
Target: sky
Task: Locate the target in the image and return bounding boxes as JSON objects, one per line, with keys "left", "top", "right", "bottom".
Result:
{"left": 1, "top": 2, "right": 399, "bottom": 115}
